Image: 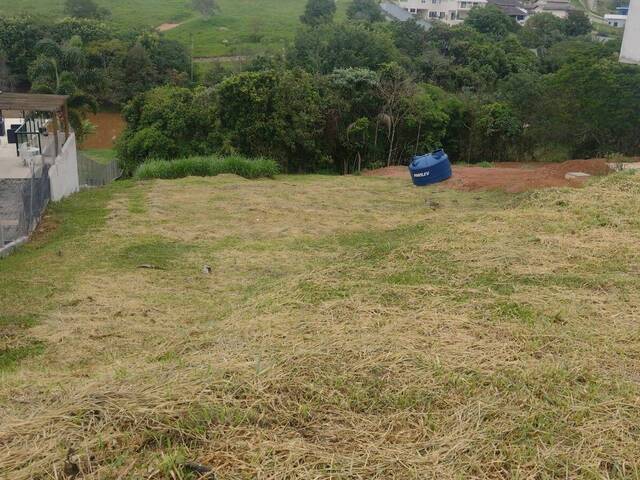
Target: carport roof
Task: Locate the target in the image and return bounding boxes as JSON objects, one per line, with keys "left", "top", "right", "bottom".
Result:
{"left": 0, "top": 93, "right": 68, "bottom": 112}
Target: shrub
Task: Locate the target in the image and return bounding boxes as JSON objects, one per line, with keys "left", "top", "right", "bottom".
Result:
{"left": 133, "top": 155, "right": 280, "bottom": 180}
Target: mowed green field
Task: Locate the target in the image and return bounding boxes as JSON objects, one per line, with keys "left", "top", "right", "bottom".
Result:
{"left": 0, "top": 0, "right": 348, "bottom": 58}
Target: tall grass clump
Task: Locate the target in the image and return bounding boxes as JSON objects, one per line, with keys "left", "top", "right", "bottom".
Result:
{"left": 134, "top": 155, "right": 279, "bottom": 180}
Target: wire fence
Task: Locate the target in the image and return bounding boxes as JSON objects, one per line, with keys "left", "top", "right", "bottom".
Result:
{"left": 1, "top": 153, "right": 121, "bottom": 251}
{"left": 77, "top": 153, "right": 122, "bottom": 188}
{"left": 0, "top": 165, "right": 51, "bottom": 248}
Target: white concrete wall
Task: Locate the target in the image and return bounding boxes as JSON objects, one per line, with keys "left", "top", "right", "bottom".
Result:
{"left": 621, "top": 0, "right": 640, "bottom": 64}
{"left": 48, "top": 133, "right": 79, "bottom": 201}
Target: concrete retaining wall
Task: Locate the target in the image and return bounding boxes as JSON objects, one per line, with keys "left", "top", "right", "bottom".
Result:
{"left": 49, "top": 133, "right": 79, "bottom": 201}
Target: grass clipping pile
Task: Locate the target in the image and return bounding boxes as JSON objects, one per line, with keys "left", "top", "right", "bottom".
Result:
{"left": 2, "top": 173, "right": 640, "bottom": 478}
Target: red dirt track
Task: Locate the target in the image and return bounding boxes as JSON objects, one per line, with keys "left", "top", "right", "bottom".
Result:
{"left": 364, "top": 159, "right": 615, "bottom": 193}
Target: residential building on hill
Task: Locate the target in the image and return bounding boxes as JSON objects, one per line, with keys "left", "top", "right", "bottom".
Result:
{"left": 487, "top": 0, "right": 530, "bottom": 23}
{"left": 530, "top": 0, "right": 576, "bottom": 18}
{"left": 380, "top": 1, "right": 433, "bottom": 28}
{"left": 605, "top": 13, "right": 627, "bottom": 27}
{"left": 396, "top": 0, "right": 488, "bottom": 25}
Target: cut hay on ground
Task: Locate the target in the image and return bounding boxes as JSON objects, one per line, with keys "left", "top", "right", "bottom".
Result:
{"left": 2, "top": 173, "right": 640, "bottom": 478}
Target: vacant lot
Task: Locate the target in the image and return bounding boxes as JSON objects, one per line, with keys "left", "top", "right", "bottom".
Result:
{"left": 0, "top": 0, "right": 347, "bottom": 58}
{"left": 2, "top": 173, "right": 640, "bottom": 478}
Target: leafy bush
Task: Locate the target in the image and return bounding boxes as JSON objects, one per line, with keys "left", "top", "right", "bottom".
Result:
{"left": 117, "top": 86, "right": 217, "bottom": 175}
{"left": 133, "top": 155, "right": 280, "bottom": 180}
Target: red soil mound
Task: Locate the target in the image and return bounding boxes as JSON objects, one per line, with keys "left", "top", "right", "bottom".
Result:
{"left": 363, "top": 159, "right": 614, "bottom": 193}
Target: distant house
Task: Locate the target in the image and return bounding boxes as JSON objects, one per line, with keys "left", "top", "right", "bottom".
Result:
{"left": 620, "top": 0, "right": 639, "bottom": 64}
{"left": 393, "top": 0, "right": 488, "bottom": 25}
{"left": 605, "top": 13, "right": 627, "bottom": 27}
{"left": 531, "top": 0, "right": 576, "bottom": 18}
{"left": 487, "top": 0, "right": 530, "bottom": 23}
{"left": 381, "top": 1, "right": 433, "bottom": 28}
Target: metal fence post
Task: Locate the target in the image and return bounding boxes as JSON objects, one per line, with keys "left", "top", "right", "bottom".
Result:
{"left": 30, "top": 164, "right": 34, "bottom": 230}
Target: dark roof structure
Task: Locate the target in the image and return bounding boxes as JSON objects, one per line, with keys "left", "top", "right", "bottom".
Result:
{"left": 488, "top": 0, "right": 530, "bottom": 15}
{"left": 380, "top": 2, "right": 433, "bottom": 30}
{"left": 0, "top": 93, "right": 69, "bottom": 112}
{"left": 533, "top": 0, "right": 577, "bottom": 11}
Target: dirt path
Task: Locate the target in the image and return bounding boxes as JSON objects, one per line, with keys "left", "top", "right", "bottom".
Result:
{"left": 194, "top": 55, "right": 251, "bottom": 63}
{"left": 156, "top": 22, "right": 183, "bottom": 32}
{"left": 364, "top": 159, "right": 618, "bottom": 193}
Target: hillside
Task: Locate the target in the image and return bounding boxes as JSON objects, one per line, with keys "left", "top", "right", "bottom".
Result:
{"left": 0, "top": 0, "right": 347, "bottom": 58}
{"left": 2, "top": 172, "right": 640, "bottom": 478}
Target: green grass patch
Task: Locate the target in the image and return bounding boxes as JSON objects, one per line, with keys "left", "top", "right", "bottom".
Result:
{"left": 81, "top": 148, "right": 118, "bottom": 165}
{"left": 116, "top": 239, "right": 193, "bottom": 270}
{"left": 0, "top": 341, "right": 45, "bottom": 372}
{"left": 0, "top": 0, "right": 347, "bottom": 58}
{"left": 0, "top": 314, "right": 39, "bottom": 329}
{"left": 127, "top": 188, "right": 147, "bottom": 214}
{"left": 166, "top": 0, "right": 348, "bottom": 57}
{"left": 0, "top": 0, "right": 194, "bottom": 29}
{"left": 477, "top": 161, "right": 494, "bottom": 168}
{"left": 134, "top": 155, "right": 279, "bottom": 180}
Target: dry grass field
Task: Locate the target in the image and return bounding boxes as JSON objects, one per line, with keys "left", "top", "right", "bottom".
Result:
{"left": 2, "top": 172, "right": 640, "bottom": 479}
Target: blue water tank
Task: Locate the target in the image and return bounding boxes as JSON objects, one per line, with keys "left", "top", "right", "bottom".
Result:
{"left": 408, "top": 149, "right": 452, "bottom": 186}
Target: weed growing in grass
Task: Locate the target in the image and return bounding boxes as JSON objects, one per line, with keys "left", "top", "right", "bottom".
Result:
{"left": 0, "top": 315, "right": 38, "bottom": 329}
{"left": 477, "top": 161, "right": 494, "bottom": 168}
{"left": 134, "top": 155, "right": 279, "bottom": 180}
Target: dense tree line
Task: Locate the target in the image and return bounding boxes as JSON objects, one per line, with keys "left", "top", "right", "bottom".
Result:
{"left": 2, "top": 0, "right": 638, "bottom": 173}
{"left": 117, "top": 1, "right": 638, "bottom": 174}
{"left": 0, "top": 15, "right": 190, "bottom": 140}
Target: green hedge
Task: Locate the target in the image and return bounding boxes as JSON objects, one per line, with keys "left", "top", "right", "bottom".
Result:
{"left": 133, "top": 155, "right": 280, "bottom": 180}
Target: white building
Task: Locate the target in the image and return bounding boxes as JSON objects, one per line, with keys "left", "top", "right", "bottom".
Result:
{"left": 397, "top": 0, "right": 488, "bottom": 25}
{"left": 530, "top": 0, "right": 576, "bottom": 18}
{"left": 620, "top": 0, "right": 640, "bottom": 64}
{"left": 605, "top": 14, "right": 627, "bottom": 27}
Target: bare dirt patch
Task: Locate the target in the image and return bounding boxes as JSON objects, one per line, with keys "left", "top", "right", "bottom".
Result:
{"left": 364, "top": 159, "right": 618, "bottom": 193}
{"left": 80, "top": 112, "right": 125, "bottom": 150}
{"left": 156, "top": 22, "right": 182, "bottom": 32}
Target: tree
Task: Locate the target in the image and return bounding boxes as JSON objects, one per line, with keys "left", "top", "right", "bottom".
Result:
{"left": 0, "top": 50, "right": 17, "bottom": 91}
{"left": 377, "top": 63, "right": 417, "bottom": 166}
{"left": 465, "top": 5, "right": 519, "bottom": 39}
{"left": 216, "top": 70, "right": 325, "bottom": 171}
{"left": 532, "top": 59, "right": 640, "bottom": 157}
{"left": 64, "top": 0, "right": 109, "bottom": 19}
{"left": 520, "top": 13, "right": 567, "bottom": 49}
{"left": 301, "top": 0, "right": 337, "bottom": 26}
{"left": 475, "top": 102, "right": 523, "bottom": 161}
{"left": 191, "top": 0, "right": 219, "bottom": 18}
{"left": 347, "top": 0, "right": 384, "bottom": 22}
{"left": 27, "top": 36, "right": 98, "bottom": 143}
{"left": 289, "top": 23, "right": 400, "bottom": 74}
{"left": 116, "top": 86, "right": 217, "bottom": 174}
{"left": 564, "top": 11, "right": 592, "bottom": 36}
{"left": 325, "top": 68, "right": 382, "bottom": 172}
